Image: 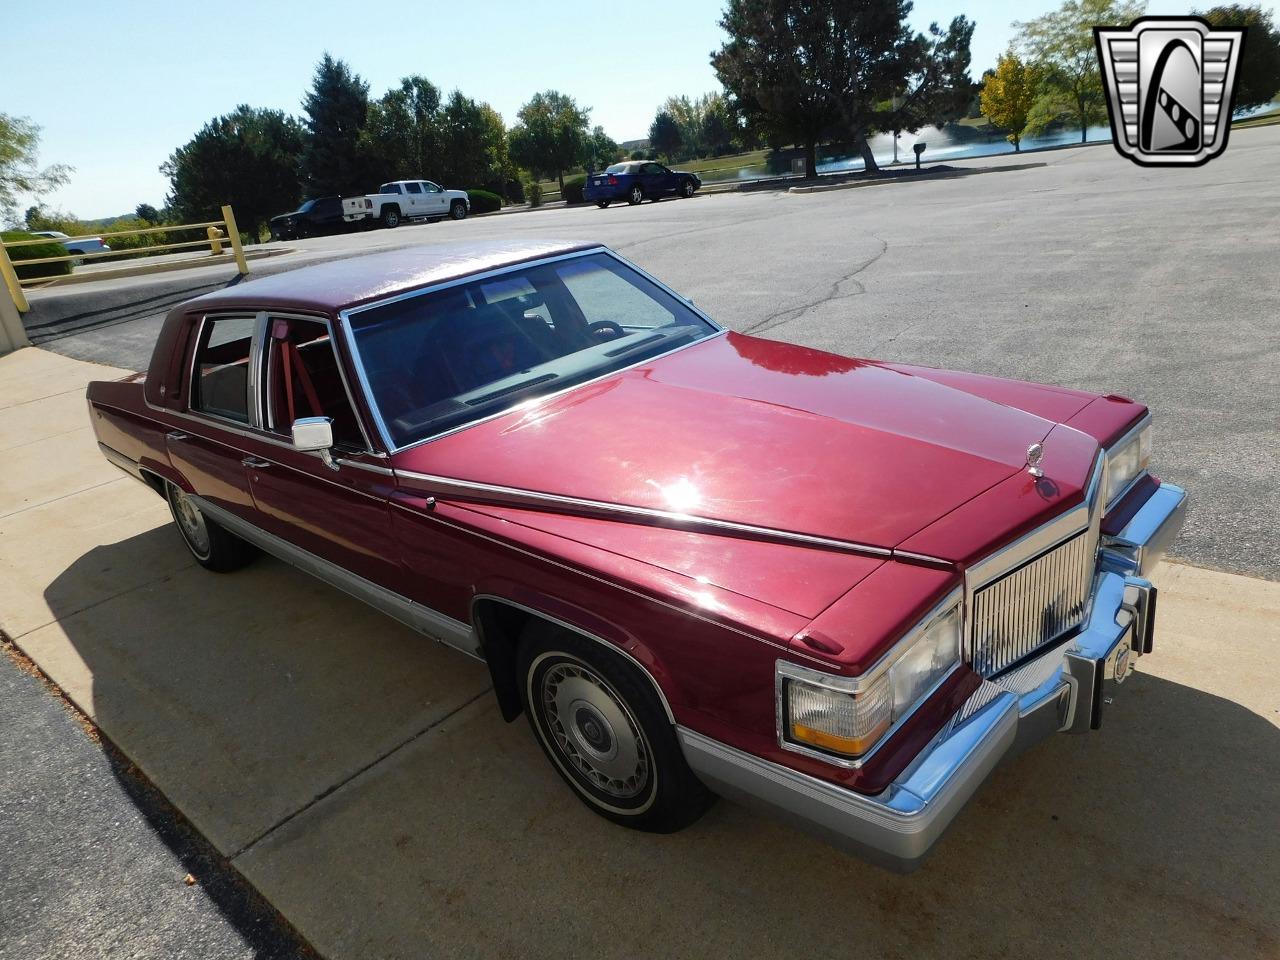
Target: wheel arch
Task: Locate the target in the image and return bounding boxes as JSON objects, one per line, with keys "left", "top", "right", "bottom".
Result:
{"left": 471, "top": 594, "right": 677, "bottom": 726}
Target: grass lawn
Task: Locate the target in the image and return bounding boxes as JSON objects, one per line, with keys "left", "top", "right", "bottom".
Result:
{"left": 1232, "top": 108, "right": 1280, "bottom": 129}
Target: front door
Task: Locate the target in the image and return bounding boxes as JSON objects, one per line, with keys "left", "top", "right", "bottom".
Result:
{"left": 422, "top": 181, "right": 448, "bottom": 216}
{"left": 236, "top": 314, "right": 405, "bottom": 594}
{"left": 639, "top": 162, "right": 671, "bottom": 196}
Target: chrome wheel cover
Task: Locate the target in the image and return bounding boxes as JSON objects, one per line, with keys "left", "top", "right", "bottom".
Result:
{"left": 540, "top": 661, "right": 650, "bottom": 799}
{"left": 170, "top": 487, "right": 210, "bottom": 558}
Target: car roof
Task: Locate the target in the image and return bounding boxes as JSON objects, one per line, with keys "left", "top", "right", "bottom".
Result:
{"left": 185, "top": 239, "right": 603, "bottom": 314}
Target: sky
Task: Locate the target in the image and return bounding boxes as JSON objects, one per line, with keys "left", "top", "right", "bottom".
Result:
{"left": 3, "top": 0, "right": 1273, "bottom": 219}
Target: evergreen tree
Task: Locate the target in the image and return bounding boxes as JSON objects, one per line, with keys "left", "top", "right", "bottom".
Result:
{"left": 301, "top": 54, "right": 370, "bottom": 196}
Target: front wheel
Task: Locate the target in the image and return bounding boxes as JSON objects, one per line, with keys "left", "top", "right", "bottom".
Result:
{"left": 680, "top": 179, "right": 696, "bottom": 198}
{"left": 449, "top": 200, "right": 467, "bottom": 220}
{"left": 166, "top": 483, "right": 258, "bottom": 573}
{"left": 627, "top": 185, "right": 644, "bottom": 205}
{"left": 519, "top": 622, "right": 714, "bottom": 832}
{"left": 596, "top": 200, "right": 611, "bottom": 209}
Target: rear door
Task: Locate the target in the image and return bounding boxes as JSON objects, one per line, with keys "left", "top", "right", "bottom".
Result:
{"left": 166, "top": 313, "right": 261, "bottom": 521}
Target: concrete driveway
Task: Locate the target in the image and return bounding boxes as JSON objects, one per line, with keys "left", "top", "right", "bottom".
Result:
{"left": 2, "top": 347, "right": 1277, "bottom": 959}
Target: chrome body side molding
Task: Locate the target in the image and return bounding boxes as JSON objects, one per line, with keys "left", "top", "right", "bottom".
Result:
{"left": 191, "top": 496, "right": 481, "bottom": 660}
{"left": 394, "top": 470, "right": 947, "bottom": 565}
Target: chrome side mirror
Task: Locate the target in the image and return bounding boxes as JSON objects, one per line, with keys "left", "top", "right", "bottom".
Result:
{"left": 292, "top": 416, "right": 338, "bottom": 470}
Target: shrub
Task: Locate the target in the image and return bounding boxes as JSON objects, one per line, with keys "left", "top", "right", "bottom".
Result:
{"left": 561, "top": 174, "right": 588, "bottom": 205}
{"left": 1, "top": 231, "right": 73, "bottom": 280}
{"left": 466, "top": 189, "right": 502, "bottom": 214}
{"left": 524, "top": 180, "right": 543, "bottom": 207}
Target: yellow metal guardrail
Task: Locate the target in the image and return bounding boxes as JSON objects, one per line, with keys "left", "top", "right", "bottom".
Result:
{"left": 0, "top": 205, "right": 248, "bottom": 314}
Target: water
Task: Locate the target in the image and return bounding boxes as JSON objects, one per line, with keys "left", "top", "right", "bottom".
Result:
{"left": 699, "top": 100, "right": 1277, "bottom": 183}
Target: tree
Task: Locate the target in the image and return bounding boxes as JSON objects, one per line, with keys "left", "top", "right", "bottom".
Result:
{"left": 980, "top": 53, "right": 1043, "bottom": 150}
{"left": 713, "top": 0, "right": 969, "bottom": 178}
{"left": 301, "top": 54, "right": 370, "bottom": 196}
{"left": 1015, "top": 0, "right": 1147, "bottom": 143}
{"left": 134, "top": 203, "right": 161, "bottom": 223}
{"left": 162, "top": 105, "right": 304, "bottom": 236}
{"left": 1195, "top": 4, "right": 1280, "bottom": 111}
{"left": 581, "top": 126, "right": 619, "bottom": 172}
{"left": 648, "top": 110, "right": 683, "bottom": 160}
{"left": 508, "top": 91, "right": 590, "bottom": 192}
{"left": 701, "top": 93, "right": 737, "bottom": 156}
{"left": 359, "top": 75, "right": 442, "bottom": 185}
{"left": 0, "top": 114, "right": 71, "bottom": 226}
{"left": 436, "top": 91, "right": 509, "bottom": 188}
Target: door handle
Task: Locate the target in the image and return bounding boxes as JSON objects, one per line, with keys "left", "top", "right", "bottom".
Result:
{"left": 241, "top": 456, "right": 271, "bottom": 468}
{"left": 166, "top": 431, "right": 189, "bottom": 442}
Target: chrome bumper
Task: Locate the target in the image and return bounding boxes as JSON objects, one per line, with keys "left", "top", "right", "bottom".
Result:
{"left": 679, "top": 482, "right": 1187, "bottom": 872}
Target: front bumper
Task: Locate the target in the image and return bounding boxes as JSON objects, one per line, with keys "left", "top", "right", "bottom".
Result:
{"left": 680, "top": 482, "right": 1187, "bottom": 872}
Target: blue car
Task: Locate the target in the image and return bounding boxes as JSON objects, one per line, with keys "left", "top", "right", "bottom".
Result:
{"left": 583, "top": 161, "right": 701, "bottom": 208}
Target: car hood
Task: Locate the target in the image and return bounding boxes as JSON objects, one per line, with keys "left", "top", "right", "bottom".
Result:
{"left": 391, "top": 333, "right": 1097, "bottom": 557}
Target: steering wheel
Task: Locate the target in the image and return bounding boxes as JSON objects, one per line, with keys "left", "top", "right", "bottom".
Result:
{"left": 587, "top": 320, "right": 625, "bottom": 340}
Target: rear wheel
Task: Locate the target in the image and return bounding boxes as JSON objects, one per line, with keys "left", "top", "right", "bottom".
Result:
{"left": 381, "top": 206, "right": 401, "bottom": 228}
{"left": 596, "top": 200, "right": 611, "bottom": 209}
{"left": 627, "top": 185, "right": 644, "bottom": 205}
{"left": 166, "top": 483, "right": 258, "bottom": 573}
{"left": 518, "top": 621, "right": 714, "bottom": 832}
{"left": 449, "top": 200, "right": 467, "bottom": 220}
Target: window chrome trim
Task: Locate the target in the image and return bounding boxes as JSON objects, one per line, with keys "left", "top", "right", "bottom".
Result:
{"left": 394, "top": 469, "right": 896, "bottom": 560}
{"left": 775, "top": 588, "right": 965, "bottom": 770}
{"left": 337, "top": 246, "right": 726, "bottom": 454}
{"left": 186, "top": 311, "right": 261, "bottom": 429}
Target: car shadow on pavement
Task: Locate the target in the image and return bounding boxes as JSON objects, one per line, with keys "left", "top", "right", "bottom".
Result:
{"left": 39, "top": 528, "right": 1280, "bottom": 960}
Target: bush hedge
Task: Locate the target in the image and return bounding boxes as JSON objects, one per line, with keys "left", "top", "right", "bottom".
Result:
{"left": 1, "top": 232, "right": 74, "bottom": 280}
{"left": 466, "top": 189, "right": 502, "bottom": 214}
{"left": 561, "top": 175, "right": 588, "bottom": 205}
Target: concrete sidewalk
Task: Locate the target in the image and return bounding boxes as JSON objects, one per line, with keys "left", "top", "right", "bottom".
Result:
{"left": 2, "top": 346, "right": 1277, "bottom": 959}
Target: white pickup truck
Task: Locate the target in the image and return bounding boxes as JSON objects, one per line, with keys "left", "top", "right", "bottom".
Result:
{"left": 342, "top": 180, "right": 470, "bottom": 229}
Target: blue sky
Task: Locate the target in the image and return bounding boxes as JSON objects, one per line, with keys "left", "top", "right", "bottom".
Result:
{"left": 2, "top": 0, "right": 1270, "bottom": 219}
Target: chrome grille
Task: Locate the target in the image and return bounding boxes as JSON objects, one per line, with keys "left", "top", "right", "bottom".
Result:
{"left": 969, "top": 532, "right": 1093, "bottom": 677}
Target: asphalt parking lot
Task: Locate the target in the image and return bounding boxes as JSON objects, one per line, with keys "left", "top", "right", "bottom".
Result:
{"left": 5, "top": 131, "right": 1278, "bottom": 959}
{"left": 25, "top": 128, "right": 1280, "bottom": 581}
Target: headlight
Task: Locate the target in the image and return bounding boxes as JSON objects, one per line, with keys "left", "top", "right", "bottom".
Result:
{"left": 778, "top": 595, "right": 962, "bottom": 762}
{"left": 1105, "top": 420, "right": 1152, "bottom": 505}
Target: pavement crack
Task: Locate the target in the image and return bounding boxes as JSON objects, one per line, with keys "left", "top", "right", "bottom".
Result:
{"left": 227, "top": 686, "right": 492, "bottom": 862}
{"left": 742, "top": 236, "right": 889, "bottom": 335}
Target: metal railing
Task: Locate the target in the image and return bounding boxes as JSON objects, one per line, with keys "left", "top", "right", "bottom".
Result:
{"left": 0, "top": 204, "right": 248, "bottom": 314}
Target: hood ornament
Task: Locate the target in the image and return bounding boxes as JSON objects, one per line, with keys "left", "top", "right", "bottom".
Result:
{"left": 1025, "top": 442, "right": 1045, "bottom": 478}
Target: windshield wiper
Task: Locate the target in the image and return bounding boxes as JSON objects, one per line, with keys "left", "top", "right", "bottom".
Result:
{"left": 465, "top": 373, "right": 558, "bottom": 406}
{"left": 602, "top": 327, "right": 699, "bottom": 360}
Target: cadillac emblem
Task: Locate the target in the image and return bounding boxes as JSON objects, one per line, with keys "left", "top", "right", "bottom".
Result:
{"left": 1026, "top": 442, "right": 1045, "bottom": 478}
{"left": 1095, "top": 17, "right": 1246, "bottom": 167}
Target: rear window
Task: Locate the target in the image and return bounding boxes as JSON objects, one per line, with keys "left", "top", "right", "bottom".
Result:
{"left": 605, "top": 163, "right": 639, "bottom": 174}
{"left": 192, "top": 315, "right": 255, "bottom": 423}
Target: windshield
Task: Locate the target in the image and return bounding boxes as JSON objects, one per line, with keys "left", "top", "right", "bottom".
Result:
{"left": 346, "top": 251, "right": 718, "bottom": 449}
{"left": 297, "top": 199, "right": 318, "bottom": 213}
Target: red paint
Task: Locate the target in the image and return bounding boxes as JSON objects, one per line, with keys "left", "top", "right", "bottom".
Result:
{"left": 84, "top": 245, "right": 1154, "bottom": 797}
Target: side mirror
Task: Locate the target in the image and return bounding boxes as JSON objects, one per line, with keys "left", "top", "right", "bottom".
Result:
{"left": 292, "top": 416, "right": 338, "bottom": 470}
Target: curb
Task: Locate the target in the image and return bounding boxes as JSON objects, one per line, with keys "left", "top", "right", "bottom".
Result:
{"left": 787, "top": 162, "right": 1050, "bottom": 195}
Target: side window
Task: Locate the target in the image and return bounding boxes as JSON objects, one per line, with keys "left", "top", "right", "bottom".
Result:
{"left": 380, "top": 183, "right": 402, "bottom": 194}
{"left": 405, "top": 181, "right": 423, "bottom": 194}
{"left": 265, "top": 317, "right": 365, "bottom": 450}
{"left": 643, "top": 163, "right": 663, "bottom": 175}
{"left": 192, "top": 315, "right": 255, "bottom": 423}
{"left": 423, "top": 181, "right": 441, "bottom": 193}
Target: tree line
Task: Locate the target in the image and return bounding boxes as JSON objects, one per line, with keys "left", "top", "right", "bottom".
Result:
{"left": 980, "top": 1, "right": 1280, "bottom": 151}
{"left": 160, "top": 54, "right": 623, "bottom": 236}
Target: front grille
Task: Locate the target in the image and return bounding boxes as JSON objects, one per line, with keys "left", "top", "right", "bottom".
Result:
{"left": 969, "top": 532, "right": 1094, "bottom": 677}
